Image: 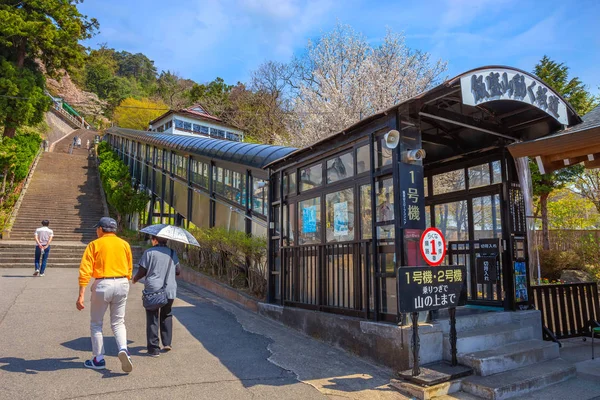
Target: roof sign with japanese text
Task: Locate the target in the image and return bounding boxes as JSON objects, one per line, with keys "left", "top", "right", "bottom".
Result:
{"left": 461, "top": 68, "right": 568, "bottom": 125}
{"left": 420, "top": 227, "right": 446, "bottom": 266}
{"left": 397, "top": 265, "right": 467, "bottom": 313}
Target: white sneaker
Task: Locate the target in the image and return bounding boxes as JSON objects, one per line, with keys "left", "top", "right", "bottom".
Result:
{"left": 118, "top": 349, "right": 133, "bottom": 373}
{"left": 33, "top": 270, "right": 39, "bottom": 276}
{"left": 40, "top": 273, "right": 45, "bottom": 277}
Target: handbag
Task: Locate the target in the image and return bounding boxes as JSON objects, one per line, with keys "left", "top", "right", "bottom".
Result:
{"left": 142, "top": 249, "right": 174, "bottom": 311}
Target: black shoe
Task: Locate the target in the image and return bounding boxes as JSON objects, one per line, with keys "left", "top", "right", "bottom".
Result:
{"left": 148, "top": 349, "right": 160, "bottom": 357}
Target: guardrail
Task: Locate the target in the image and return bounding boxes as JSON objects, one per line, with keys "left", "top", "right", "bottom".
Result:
{"left": 532, "top": 282, "right": 600, "bottom": 341}
{"left": 49, "top": 102, "right": 90, "bottom": 130}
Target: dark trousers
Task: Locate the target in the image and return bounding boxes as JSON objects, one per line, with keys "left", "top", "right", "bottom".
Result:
{"left": 146, "top": 299, "right": 174, "bottom": 352}
{"left": 34, "top": 246, "right": 51, "bottom": 274}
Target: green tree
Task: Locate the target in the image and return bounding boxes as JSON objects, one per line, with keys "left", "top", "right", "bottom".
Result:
{"left": 531, "top": 56, "right": 596, "bottom": 249}
{"left": 534, "top": 56, "right": 598, "bottom": 115}
{"left": 0, "top": 0, "right": 98, "bottom": 137}
{"left": 157, "top": 71, "right": 194, "bottom": 109}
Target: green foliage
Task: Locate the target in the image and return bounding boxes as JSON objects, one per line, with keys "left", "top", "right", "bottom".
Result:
{"left": 0, "top": 125, "right": 42, "bottom": 231}
{"left": 546, "top": 189, "right": 600, "bottom": 229}
{"left": 96, "top": 142, "right": 149, "bottom": 228}
{"left": 0, "top": 0, "right": 97, "bottom": 137}
{"left": 534, "top": 56, "right": 598, "bottom": 116}
{"left": 175, "top": 226, "right": 268, "bottom": 298}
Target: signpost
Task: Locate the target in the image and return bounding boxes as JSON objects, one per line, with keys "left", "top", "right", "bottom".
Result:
{"left": 396, "top": 227, "right": 468, "bottom": 378}
{"left": 420, "top": 227, "right": 446, "bottom": 266}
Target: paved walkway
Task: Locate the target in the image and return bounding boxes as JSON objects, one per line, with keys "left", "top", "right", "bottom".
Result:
{"left": 0, "top": 269, "right": 404, "bottom": 400}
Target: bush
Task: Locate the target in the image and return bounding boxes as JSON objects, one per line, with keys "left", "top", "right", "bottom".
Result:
{"left": 538, "top": 249, "right": 585, "bottom": 281}
{"left": 176, "top": 227, "right": 268, "bottom": 299}
{"left": 96, "top": 142, "right": 149, "bottom": 228}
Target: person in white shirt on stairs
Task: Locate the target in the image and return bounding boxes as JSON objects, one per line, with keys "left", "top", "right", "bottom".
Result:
{"left": 34, "top": 220, "right": 54, "bottom": 276}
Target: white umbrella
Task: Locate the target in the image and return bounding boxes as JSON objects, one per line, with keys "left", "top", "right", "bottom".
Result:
{"left": 139, "top": 224, "right": 200, "bottom": 247}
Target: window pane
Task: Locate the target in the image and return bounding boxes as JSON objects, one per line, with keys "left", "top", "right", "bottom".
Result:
{"left": 468, "top": 164, "right": 491, "bottom": 189}
{"left": 376, "top": 178, "right": 394, "bottom": 222}
{"left": 374, "top": 137, "right": 393, "bottom": 168}
{"left": 473, "top": 194, "right": 502, "bottom": 239}
{"left": 253, "top": 178, "right": 267, "bottom": 215}
{"left": 300, "top": 163, "right": 322, "bottom": 191}
{"left": 289, "top": 203, "right": 296, "bottom": 245}
{"left": 326, "top": 188, "right": 354, "bottom": 242}
{"left": 360, "top": 184, "right": 372, "bottom": 239}
{"left": 492, "top": 161, "right": 502, "bottom": 183}
{"left": 289, "top": 172, "right": 297, "bottom": 195}
{"left": 377, "top": 224, "right": 395, "bottom": 244}
{"left": 327, "top": 152, "right": 354, "bottom": 183}
{"left": 434, "top": 200, "right": 469, "bottom": 241}
{"left": 356, "top": 145, "right": 370, "bottom": 174}
{"left": 433, "top": 169, "right": 465, "bottom": 195}
{"left": 424, "top": 177, "right": 429, "bottom": 197}
{"left": 298, "top": 197, "right": 321, "bottom": 245}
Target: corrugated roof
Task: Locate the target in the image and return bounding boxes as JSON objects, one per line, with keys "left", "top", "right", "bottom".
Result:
{"left": 107, "top": 127, "right": 297, "bottom": 169}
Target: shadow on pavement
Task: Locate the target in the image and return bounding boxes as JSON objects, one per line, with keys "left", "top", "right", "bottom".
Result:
{"left": 61, "top": 337, "right": 144, "bottom": 357}
{"left": 173, "top": 291, "right": 297, "bottom": 389}
{"left": 0, "top": 356, "right": 127, "bottom": 377}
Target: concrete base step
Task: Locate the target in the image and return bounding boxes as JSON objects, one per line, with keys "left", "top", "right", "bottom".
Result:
{"left": 444, "top": 323, "right": 535, "bottom": 360}
{"left": 459, "top": 339, "right": 559, "bottom": 376}
{"left": 0, "top": 263, "right": 81, "bottom": 268}
{"left": 461, "top": 359, "right": 575, "bottom": 400}
{"left": 437, "top": 310, "right": 514, "bottom": 334}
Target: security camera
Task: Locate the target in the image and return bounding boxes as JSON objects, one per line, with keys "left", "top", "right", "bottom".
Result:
{"left": 405, "top": 149, "right": 426, "bottom": 162}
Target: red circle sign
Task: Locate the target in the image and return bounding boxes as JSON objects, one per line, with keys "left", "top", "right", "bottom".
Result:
{"left": 420, "top": 227, "right": 447, "bottom": 266}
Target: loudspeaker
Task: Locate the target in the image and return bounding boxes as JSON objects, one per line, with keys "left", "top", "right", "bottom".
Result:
{"left": 384, "top": 130, "right": 400, "bottom": 149}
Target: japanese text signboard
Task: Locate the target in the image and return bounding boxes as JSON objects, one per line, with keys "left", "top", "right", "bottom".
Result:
{"left": 399, "top": 163, "right": 425, "bottom": 229}
{"left": 397, "top": 265, "right": 467, "bottom": 313}
{"left": 476, "top": 256, "right": 498, "bottom": 284}
{"left": 460, "top": 68, "right": 568, "bottom": 125}
{"left": 420, "top": 227, "right": 446, "bottom": 266}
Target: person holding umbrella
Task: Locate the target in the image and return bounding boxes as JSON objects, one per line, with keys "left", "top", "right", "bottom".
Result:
{"left": 132, "top": 234, "right": 181, "bottom": 357}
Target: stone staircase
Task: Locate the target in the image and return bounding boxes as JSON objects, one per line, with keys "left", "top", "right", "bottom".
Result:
{"left": 0, "top": 130, "right": 104, "bottom": 268}
{"left": 437, "top": 309, "right": 575, "bottom": 399}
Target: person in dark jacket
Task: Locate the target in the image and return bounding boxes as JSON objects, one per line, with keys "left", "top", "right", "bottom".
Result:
{"left": 132, "top": 236, "right": 180, "bottom": 357}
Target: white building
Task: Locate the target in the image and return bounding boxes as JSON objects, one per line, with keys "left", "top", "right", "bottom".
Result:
{"left": 148, "top": 104, "right": 244, "bottom": 142}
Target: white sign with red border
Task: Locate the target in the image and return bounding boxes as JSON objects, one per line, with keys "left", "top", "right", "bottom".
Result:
{"left": 420, "top": 227, "right": 447, "bottom": 266}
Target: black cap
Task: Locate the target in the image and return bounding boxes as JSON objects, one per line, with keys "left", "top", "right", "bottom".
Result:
{"left": 94, "top": 217, "right": 117, "bottom": 232}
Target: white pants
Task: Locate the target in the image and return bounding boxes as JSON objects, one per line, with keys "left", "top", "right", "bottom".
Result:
{"left": 90, "top": 278, "right": 130, "bottom": 357}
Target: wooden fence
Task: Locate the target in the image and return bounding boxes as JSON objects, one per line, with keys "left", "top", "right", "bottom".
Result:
{"left": 532, "top": 282, "right": 599, "bottom": 340}
{"left": 534, "top": 230, "right": 600, "bottom": 252}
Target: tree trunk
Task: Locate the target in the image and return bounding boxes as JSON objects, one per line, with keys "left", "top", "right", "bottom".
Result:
{"left": 540, "top": 192, "right": 550, "bottom": 250}
{"left": 3, "top": 126, "right": 16, "bottom": 138}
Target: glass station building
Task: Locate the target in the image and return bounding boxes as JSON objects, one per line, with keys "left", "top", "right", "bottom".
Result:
{"left": 106, "top": 66, "right": 583, "bottom": 323}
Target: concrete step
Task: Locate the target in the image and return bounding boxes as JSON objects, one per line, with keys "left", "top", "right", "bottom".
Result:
{"left": 461, "top": 359, "right": 575, "bottom": 400}
{"left": 0, "top": 262, "right": 81, "bottom": 268}
{"left": 443, "top": 323, "right": 536, "bottom": 360}
{"left": 438, "top": 310, "right": 514, "bottom": 334}
{"left": 459, "top": 339, "right": 560, "bottom": 377}
{"left": 0, "top": 257, "right": 84, "bottom": 263}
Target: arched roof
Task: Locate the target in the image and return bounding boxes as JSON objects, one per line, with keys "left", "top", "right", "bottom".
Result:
{"left": 106, "top": 127, "right": 297, "bottom": 170}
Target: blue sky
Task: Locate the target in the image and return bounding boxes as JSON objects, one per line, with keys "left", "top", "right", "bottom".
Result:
{"left": 79, "top": 0, "right": 600, "bottom": 95}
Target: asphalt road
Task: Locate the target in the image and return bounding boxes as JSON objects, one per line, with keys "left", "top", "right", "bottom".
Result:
{"left": 0, "top": 268, "right": 404, "bottom": 400}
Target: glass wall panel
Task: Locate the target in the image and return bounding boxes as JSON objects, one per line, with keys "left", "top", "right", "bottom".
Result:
{"left": 473, "top": 194, "right": 502, "bottom": 239}
{"left": 434, "top": 200, "right": 469, "bottom": 241}
{"left": 374, "top": 137, "right": 393, "bottom": 169}
{"left": 289, "top": 172, "right": 297, "bottom": 195}
{"left": 156, "top": 148, "right": 163, "bottom": 169}
{"left": 252, "top": 178, "right": 267, "bottom": 215}
{"left": 288, "top": 203, "right": 296, "bottom": 245}
{"left": 433, "top": 169, "right": 465, "bottom": 195}
{"left": 298, "top": 197, "right": 321, "bottom": 245}
{"left": 300, "top": 163, "right": 322, "bottom": 191}
{"left": 377, "top": 224, "right": 395, "bottom": 244}
{"left": 327, "top": 152, "right": 354, "bottom": 183}
{"left": 325, "top": 188, "right": 355, "bottom": 242}
{"left": 491, "top": 161, "right": 502, "bottom": 183}
{"left": 251, "top": 221, "right": 268, "bottom": 239}
{"left": 379, "top": 277, "right": 397, "bottom": 315}
{"left": 191, "top": 191, "right": 210, "bottom": 228}
{"left": 468, "top": 163, "right": 491, "bottom": 189}
{"left": 356, "top": 144, "right": 370, "bottom": 174}
{"left": 191, "top": 160, "right": 209, "bottom": 188}
{"left": 376, "top": 177, "right": 394, "bottom": 222}
{"left": 360, "top": 184, "right": 372, "bottom": 239}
